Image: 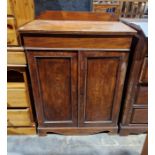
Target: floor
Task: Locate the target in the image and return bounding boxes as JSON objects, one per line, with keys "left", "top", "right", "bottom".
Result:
{"left": 7, "top": 134, "right": 146, "bottom": 155}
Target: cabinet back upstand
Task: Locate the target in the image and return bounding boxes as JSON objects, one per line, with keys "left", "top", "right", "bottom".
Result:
{"left": 19, "top": 20, "right": 136, "bottom": 136}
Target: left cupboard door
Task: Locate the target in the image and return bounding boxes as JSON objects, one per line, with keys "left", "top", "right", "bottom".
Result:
{"left": 26, "top": 51, "right": 78, "bottom": 127}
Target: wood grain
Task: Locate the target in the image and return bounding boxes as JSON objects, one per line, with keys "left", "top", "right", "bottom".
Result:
{"left": 131, "top": 109, "right": 148, "bottom": 124}
{"left": 7, "top": 82, "right": 29, "bottom": 108}
{"left": 7, "top": 127, "right": 36, "bottom": 135}
{"left": 120, "top": 20, "right": 148, "bottom": 135}
{"left": 139, "top": 57, "right": 148, "bottom": 84}
{"left": 119, "top": 124, "right": 147, "bottom": 135}
{"left": 7, "top": 82, "right": 25, "bottom": 88}
{"left": 22, "top": 35, "right": 132, "bottom": 49}
{"left": 37, "top": 10, "right": 118, "bottom": 21}
{"left": 26, "top": 51, "right": 78, "bottom": 127}
{"left": 7, "top": 108, "right": 33, "bottom": 126}
{"left": 19, "top": 20, "right": 136, "bottom": 35}
{"left": 20, "top": 19, "right": 137, "bottom": 135}
{"left": 7, "top": 52, "right": 27, "bottom": 65}
{"left": 38, "top": 126, "right": 118, "bottom": 136}
{"left": 11, "top": 0, "right": 34, "bottom": 27}
{"left": 79, "top": 51, "right": 128, "bottom": 127}
{"left": 7, "top": 0, "right": 13, "bottom": 16}
{"left": 7, "top": 17, "right": 18, "bottom": 45}
{"left": 135, "top": 86, "right": 148, "bottom": 105}
{"left": 7, "top": 46, "right": 24, "bottom": 52}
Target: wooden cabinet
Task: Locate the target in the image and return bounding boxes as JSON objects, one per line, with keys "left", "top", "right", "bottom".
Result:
{"left": 7, "top": 67, "right": 36, "bottom": 135}
{"left": 27, "top": 50, "right": 128, "bottom": 130}
{"left": 120, "top": 19, "right": 148, "bottom": 135}
{"left": 7, "top": 0, "right": 35, "bottom": 135}
{"left": 19, "top": 19, "right": 136, "bottom": 135}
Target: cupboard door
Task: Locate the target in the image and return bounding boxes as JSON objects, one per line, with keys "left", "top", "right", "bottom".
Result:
{"left": 79, "top": 51, "right": 128, "bottom": 127}
{"left": 27, "top": 51, "right": 78, "bottom": 127}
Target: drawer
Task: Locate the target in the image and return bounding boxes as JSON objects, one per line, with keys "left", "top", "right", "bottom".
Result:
{"left": 22, "top": 35, "right": 132, "bottom": 49}
{"left": 7, "top": 82, "right": 29, "bottom": 107}
{"left": 7, "top": 51, "right": 27, "bottom": 66}
{"left": 7, "top": 127, "right": 36, "bottom": 135}
{"left": 7, "top": 17, "right": 18, "bottom": 45}
{"left": 7, "top": 108, "right": 33, "bottom": 127}
{"left": 139, "top": 57, "right": 148, "bottom": 84}
{"left": 7, "top": 0, "right": 13, "bottom": 16}
{"left": 131, "top": 109, "right": 148, "bottom": 124}
{"left": 135, "top": 86, "right": 148, "bottom": 105}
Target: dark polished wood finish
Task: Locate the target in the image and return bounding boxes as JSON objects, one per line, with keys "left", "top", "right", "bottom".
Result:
{"left": 79, "top": 51, "right": 128, "bottom": 127}
{"left": 37, "top": 127, "right": 118, "bottom": 136}
{"left": 27, "top": 51, "right": 78, "bottom": 127}
{"left": 19, "top": 17, "right": 136, "bottom": 135}
{"left": 22, "top": 35, "right": 132, "bottom": 49}
{"left": 120, "top": 20, "right": 148, "bottom": 135}
{"left": 139, "top": 57, "right": 148, "bottom": 84}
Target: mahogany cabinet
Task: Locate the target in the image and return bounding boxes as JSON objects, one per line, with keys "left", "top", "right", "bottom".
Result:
{"left": 19, "top": 20, "right": 136, "bottom": 135}
{"left": 120, "top": 19, "right": 148, "bottom": 135}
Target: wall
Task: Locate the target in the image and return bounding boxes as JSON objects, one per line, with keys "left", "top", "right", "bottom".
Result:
{"left": 34, "top": 0, "right": 93, "bottom": 16}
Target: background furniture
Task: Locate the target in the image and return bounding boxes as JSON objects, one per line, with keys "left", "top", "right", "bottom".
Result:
{"left": 119, "top": 0, "right": 148, "bottom": 18}
{"left": 19, "top": 16, "right": 136, "bottom": 135}
{"left": 93, "top": 0, "right": 120, "bottom": 18}
{"left": 7, "top": 0, "right": 36, "bottom": 135}
{"left": 93, "top": 0, "right": 148, "bottom": 18}
{"left": 120, "top": 18, "right": 148, "bottom": 135}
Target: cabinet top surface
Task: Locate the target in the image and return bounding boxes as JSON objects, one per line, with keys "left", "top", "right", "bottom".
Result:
{"left": 19, "top": 20, "right": 136, "bottom": 35}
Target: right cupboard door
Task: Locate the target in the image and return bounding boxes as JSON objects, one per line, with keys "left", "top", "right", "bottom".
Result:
{"left": 79, "top": 51, "right": 128, "bottom": 127}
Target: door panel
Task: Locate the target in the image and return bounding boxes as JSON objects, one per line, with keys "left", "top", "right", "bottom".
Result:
{"left": 27, "top": 51, "right": 78, "bottom": 127}
{"left": 79, "top": 51, "right": 128, "bottom": 127}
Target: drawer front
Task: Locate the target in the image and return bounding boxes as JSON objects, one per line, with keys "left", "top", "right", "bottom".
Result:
{"left": 22, "top": 35, "right": 132, "bottom": 49}
{"left": 7, "top": 17, "right": 18, "bottom": 45}
{"left": 131, "top": 109, "right": 148, "bottom": 124}
{"left": 7, "top": 52, "right": 27, "bottom": 65}
{"left": 7, "top": 0, "right": 13, "bottom": 16}
{"left": 139, "top": 57, "right": 148, "bottom": 84}
{"left": 135, "top": 86, "right": 148, "bottom": 105}
{"left": 7, "top": 127, "right": 36, "bottom": 135}
{"left": 7, "top": 108, "right": 33, "bottom": 126}
{"left": 7, "top": 88, "right": 29, "bottom": 107}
